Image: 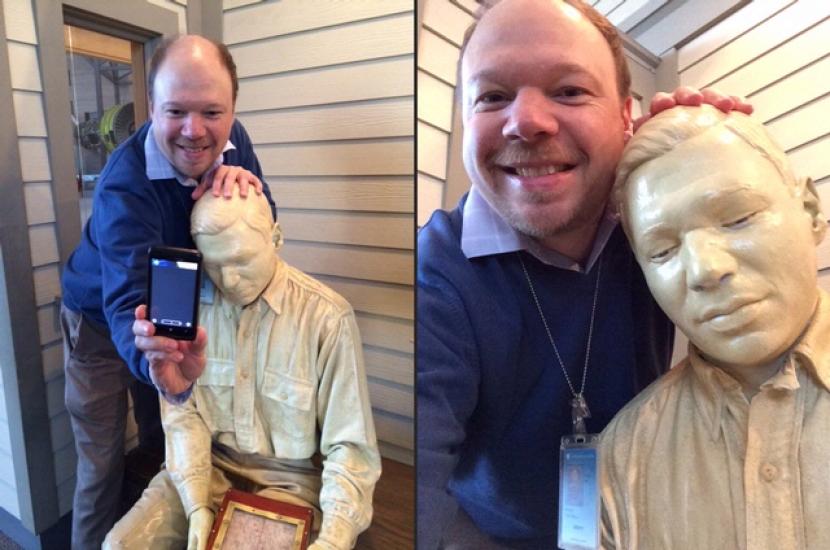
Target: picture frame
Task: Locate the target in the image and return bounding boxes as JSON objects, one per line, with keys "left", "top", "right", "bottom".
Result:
{"left": 207, "top": 488, "right": 314, "bottom": 550}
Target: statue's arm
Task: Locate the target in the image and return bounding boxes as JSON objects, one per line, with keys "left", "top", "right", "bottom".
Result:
{"left": 160, "top": 394, "right": 214, "bottom": 517}
{"left": 313, "top": 311, "right": 382, "bottom": 550}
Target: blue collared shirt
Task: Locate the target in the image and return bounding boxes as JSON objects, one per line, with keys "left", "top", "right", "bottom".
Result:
{"left": 460, "top": 185, "right": 618, "bottom": 273}
{"left": 144, "top": 125, "right": 236, "bottom": 186}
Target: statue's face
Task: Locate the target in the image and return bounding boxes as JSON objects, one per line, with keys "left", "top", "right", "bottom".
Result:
{"left": 195, "top": 219, "right": 276, "bottom": 306}
{"left": 624, "top": 131, "right": 819, "bottom": 368}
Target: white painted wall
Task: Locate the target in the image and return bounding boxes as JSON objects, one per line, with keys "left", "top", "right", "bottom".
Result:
{"left": 224, "top": 0, "right": 415, "bottom": 464}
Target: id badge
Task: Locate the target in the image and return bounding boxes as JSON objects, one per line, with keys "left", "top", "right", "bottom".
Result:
{"left": 558, "top": 434, "right": 600, "bottom": 550}
{"left": 200, "top": 275, "right": 215, "bottom": 305}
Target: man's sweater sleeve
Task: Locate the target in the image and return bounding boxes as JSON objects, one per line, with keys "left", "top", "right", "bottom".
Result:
{"left": 95, "top": 150, "right": 165, "bottom": 385}
{"left": 416, "top": 224, "right": 482, "bottom": 550}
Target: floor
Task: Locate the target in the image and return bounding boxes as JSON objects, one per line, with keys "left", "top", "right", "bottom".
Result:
{"left": 355, "top": 458, "right": 414, "bottom": 549}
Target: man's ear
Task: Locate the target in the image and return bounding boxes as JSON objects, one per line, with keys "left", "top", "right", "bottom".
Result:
{"left": 798, "top": 177, "right": 827, "bottom": 245}
{"left": 622, "top": 96, "right": 634, "bottom": 143}
{"left": 272, "top": 221, "right": 284, "bottom": 251}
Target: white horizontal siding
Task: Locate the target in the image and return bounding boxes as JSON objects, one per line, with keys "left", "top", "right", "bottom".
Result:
{"left": 268, "top": 176, "right": 412, "bottom": 213}
{"left": 224, "top": 0, "right": 411, "bottom": 45}
{"left": 225, "top": 0, "right": 413, "bottom": 460}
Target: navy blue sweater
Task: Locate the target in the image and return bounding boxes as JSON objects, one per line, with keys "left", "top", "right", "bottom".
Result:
{"left": 417, "top": 194, "right": 673, "bottom": 548}
{"left": 62, "top": 120, "right": 274, "bottom": 384}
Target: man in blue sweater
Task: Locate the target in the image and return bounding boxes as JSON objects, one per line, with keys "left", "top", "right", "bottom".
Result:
{"left": 60, "top": 35, "right": 274, "bottom": 549}
{"left": 417, "top": 1, "right": 752, "bottom": 548}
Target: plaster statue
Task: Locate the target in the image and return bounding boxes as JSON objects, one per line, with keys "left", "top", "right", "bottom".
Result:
{"left": 600, "top": 105, "right": 830, "bottom": 549}
{"left": 104, "top": 190, "right": 381, "bottom": 550}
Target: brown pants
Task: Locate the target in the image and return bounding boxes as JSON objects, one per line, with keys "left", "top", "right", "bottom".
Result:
{"left": 61, "top": 305, "right": 162, "bottom": 550}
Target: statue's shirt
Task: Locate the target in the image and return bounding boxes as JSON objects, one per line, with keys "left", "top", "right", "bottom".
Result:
{"left": 162, "top": 255, "right": 380, "bottom": 549}
{"left": 601, "top": 289, "right": 830, "bottom": 550}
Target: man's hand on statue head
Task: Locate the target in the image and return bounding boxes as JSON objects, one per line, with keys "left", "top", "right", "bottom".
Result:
{"left": 631, "top": 86, "right": 754, "bottom": 134}
{"left": 187, "top": 507, "right": 214, "bottom": 550}
{"left": 190, "top": 164, "right": 263, "bottom": 201}
{"left": 133, "top": 304, "right": 207, "bottom": 395}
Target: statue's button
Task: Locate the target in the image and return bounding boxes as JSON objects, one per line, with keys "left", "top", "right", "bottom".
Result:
{"left": 279, "top": 392, "right": 288, "bottom": 401}
{"left": 240, "top": 370, "right": 249, "bottom": 380}
{"left": 760, "top": 463, "right": 778, "bottom": 482}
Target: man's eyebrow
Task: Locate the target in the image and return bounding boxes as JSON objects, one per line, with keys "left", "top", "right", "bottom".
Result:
{"left": 159, "top": 101, "right": 226, "bottom": 110}
{"left": 467, "top": 62, "right": 604, "bottom": 89}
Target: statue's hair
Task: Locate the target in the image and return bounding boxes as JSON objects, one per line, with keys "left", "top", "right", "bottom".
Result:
{"left": 458, "top": 0, "right": 631, "bottom": 100}
{"left": 191, "top": 189, "right": 276, "bottom": 245}
{"left": 614, "top": 105, "right": 797, "bottom": 229}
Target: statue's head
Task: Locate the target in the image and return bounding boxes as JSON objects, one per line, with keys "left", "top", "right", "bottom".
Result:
{"left": 191, "top": 189, "right": 281, "bottom": 306}
{"left": 615, "top": 105, "right": 826, "bottom": 369}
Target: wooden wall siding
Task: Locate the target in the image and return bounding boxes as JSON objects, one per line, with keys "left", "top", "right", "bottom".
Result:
{"left": 257, "top": 140, "right": 412, "bottom": 177}
{"left": 231, "top": 13, "right": 413, "bottom": 78}
{"left": 676, "top": 0, "right": 793, "bottom": 72}
{"left": 146, "top": 0, "right": 187, "bottom": 33}
{"left": 679, "top": 1, "right": 827, "bottom": 91}
{"left": 417, "top": 121, "right": 449, "bottom": 181}
{"left": 676, "top": 0, "right": 830, "bottom": 275}
{"left": 417, "top": 0, "right": 471, "bottom": 224}
{"left": 235, "top": 58, "right": 412, "bottom": 113}
{"left": 225, "top": 0, "right": 415, "bottom": 463}
{"left": 318, "top": 276, "right": 413, "bottom": 321}
{"left": 621, "top": 0, "right": 745, "bottom": 56}
{"left": 237, "top": 98, "right": 413, "bottom": 144}
{"left": 418, "top": 71, "right": 454, "bottom": 131}
{"left": 224, "top": 0, "right": 410, "bottom": 45}
{"left": 268, "top": 176, "right": 412, "bottom": 214}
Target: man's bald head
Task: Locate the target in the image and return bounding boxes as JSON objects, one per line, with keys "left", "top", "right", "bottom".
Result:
{"left": 147, "top": 35, "right": 239, "bottom": 104}
{"left": 460, "top": 0, "right": 631, "bottom": 101}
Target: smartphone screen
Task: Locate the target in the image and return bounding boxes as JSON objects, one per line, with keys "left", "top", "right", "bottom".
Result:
{"left": 147, "top": 246, "right": 202, "bottom": 340}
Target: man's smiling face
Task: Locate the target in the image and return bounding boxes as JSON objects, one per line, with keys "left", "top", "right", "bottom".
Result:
{"left": 461, "top": 0, "right": 631, "bottom": 254}
{"left": 150, "top": 37, "right": 234, "bottom": 179}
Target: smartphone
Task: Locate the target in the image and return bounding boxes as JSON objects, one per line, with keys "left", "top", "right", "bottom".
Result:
{"left": 147, "top": 246, "right": 202, "bottom": 340}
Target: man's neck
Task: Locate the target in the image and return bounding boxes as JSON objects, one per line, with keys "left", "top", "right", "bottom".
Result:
{"left": 533, "top": 218, "right": 602, "bottom": 265}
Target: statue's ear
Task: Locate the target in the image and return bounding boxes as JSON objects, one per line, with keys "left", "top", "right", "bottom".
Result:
{"left": 272, "top": 221, "right": 284, "bottom": 251}
{"left": 798, "top": 177, "right": 827, "bottom": 245}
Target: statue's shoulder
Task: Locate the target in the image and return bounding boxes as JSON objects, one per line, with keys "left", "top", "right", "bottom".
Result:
{"left": 282, "top": 262, "right": 353, "bottom": 316}
{"left": 601, "top": 359, "right": 693, "bottom": 450}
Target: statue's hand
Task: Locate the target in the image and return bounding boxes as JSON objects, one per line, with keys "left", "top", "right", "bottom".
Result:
{"left": 308, "top": 541, "right": 336, "bottom": 550}
{"left": 187, "top": 507, "right": 214, "bottom": 550}
{"left": 134, "top": 305, "right": 207, "bottom": 395}
{"left": 633, "top": 86, "right": 754, "bottom": 133}
{"left": 191, "top": 165, "right": 263, "bottom": 200}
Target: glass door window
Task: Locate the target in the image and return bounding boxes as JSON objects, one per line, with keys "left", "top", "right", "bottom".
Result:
{"left": 64, "top": 24, "right": 147, "bottom": 225}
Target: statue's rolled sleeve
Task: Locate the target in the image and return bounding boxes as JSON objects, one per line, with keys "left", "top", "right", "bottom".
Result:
{"left": 160, "top": 395, "right": 213, "bottom": 516}
{"left": 315, "top": 310, "right": 381, "bottom": 549}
